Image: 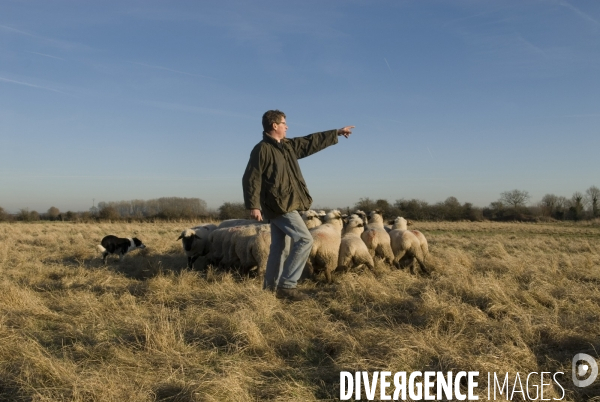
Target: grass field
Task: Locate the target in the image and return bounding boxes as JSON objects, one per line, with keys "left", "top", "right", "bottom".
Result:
{"left": 0, "top": 220, "right": 599, "bottom": 401}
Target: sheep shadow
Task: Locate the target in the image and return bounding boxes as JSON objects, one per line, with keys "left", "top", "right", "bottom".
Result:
{"left": 53, "top": 249, "right": 200, "bottom": 280}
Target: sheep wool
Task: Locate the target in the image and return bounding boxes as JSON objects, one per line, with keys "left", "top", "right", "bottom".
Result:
{"left": 305, "top": 209, "right": 344, "bottom": 283}
{"left": 360, "top": 211, "right": 394, "bottom": 265}
{"left": 388, "top": 216, "right": 430, "bottom": 275}
{"left": 338, "top": 215, "right": 375, "bottom": 272}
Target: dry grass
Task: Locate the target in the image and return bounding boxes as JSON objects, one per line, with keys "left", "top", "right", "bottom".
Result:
{"left": 0, "top": 220, "right": 599, "bottom": 401}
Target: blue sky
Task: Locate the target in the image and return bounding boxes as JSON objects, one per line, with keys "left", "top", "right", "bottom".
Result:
{"left": 1, "top": 0, "right": 599, "bottom": 213}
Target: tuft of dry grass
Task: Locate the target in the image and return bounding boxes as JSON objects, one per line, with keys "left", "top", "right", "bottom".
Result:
{"left": 0, "top": 220, "right": 599, "bottom": 401}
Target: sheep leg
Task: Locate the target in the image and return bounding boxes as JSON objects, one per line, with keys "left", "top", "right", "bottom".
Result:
{"left": 412, "top": 248, "right": 429, "bottom": 275}
{"left": 188, "top": 255, "right": 200, "bottom": 269}
{"left": 324, "top": 267, "right": 333, "bottom": 283}
{"left": 409, "top": 257, "right": 416, "bottom": 275}
{"left": 303, "top": 261, "right": 315, "bottom": 280}
{"left": 102, "top": 252, "right": 108, "bottom": 265}
{"left": 383, "top": 245, "right": 395, "bottom": 266}
{"left": 393, "top": 249, "right": 407, "bottom": 269}
{"left": 415, "top": 256, "right": 430, "bottom": 276}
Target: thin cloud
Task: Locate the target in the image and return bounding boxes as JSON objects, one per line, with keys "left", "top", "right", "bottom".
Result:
{"left": 384, "top": 58, "right": 394, "bottom": 76}
{"left": 558, "top": 0, "right": 600, "bottom": 27}
{"left": 0, "top": 24, "right": 90, "bottom": 51}
{"left": 515, "top": 35, "right": 547, "bottom": 58}
{"left": 129, "top": 62, "right": 216, "bottom": 80}
{"left": 25, "top": 51, "right": 66, "bottom": 61}
{"left": 0, "top": 76, "right": 69, "bottom": 95}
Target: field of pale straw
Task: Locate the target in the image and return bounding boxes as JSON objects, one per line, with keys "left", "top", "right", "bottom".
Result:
{"left": 0, "top": 220, "right": 599, "bottom": 401}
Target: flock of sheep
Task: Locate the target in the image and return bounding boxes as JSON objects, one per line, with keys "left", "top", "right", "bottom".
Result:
{"left": 177, "top": 210, "right": 430, "bottom": 282}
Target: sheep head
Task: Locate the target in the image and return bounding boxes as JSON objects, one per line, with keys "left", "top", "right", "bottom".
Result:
{"left": 392, "top": 216, "right": 408, "bottom": 231}
{"left": 367, "top": 210, "right": 384, "bottom": 224}
{"left": 324, "top": 209, "right": 344, "bottom": 231}
{"left": 344, "top": 215, "right": 365, "bottom": 235}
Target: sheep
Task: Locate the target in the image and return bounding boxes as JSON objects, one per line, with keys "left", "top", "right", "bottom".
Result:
{"left": 360, "top": 210, "right": 394, "bottom": 265}
{"left": 304, "top": 209, "right": 344, "bottom": 283}
{"left": 337, "top": 214, "right": 375, "bottom": 272}
{"left": 389, "top": 217, "right": 429, "bottom": 258}
{"left": 353, "top": 210, "right": 367, "bottom": 224}
{"left": 226, "top": 224, "right": 262, "bottom": 270}
{"left": 177, "top": 224, "right": 217, "bottom": 269}
{"left": 244, "top": 224, "right": 273, "bottom": 276}
{"left": 206, "top": 226, "right": 236, "bottom": 266}
{"left": 301, "top": 210, "right": 323, "bottom": 229}
{"left": 208, "top": 223, "right": 269, "bottom": 271}
{"left": 216, "top": 225, "right": 248, "bottom": 269}
{"left": 218, "top": 219, "right": 262, "bottom": 229}
{"left": 388, "top": 216, "right": 429, "bottom": 275}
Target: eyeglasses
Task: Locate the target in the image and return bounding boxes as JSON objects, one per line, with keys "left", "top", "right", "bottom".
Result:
{"left": 276, "top": 121, "right": 287, "bottom": 125}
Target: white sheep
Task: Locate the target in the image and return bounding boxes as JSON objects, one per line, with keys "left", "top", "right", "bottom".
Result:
{"left": 217, "top": 219, "right": 261, "bottom": 229}
{"left": 305, "top": 209, "right": 344, "bottom": 283}
{"left": 226, "top": 224, "right": 262, "bottom": 270}
{"left": 177, "top": 224, "right": 217, "bottom": 269}
{"left": 388, "top": 216, "right": 429, "bottom": 275}
{"left": 244, "top": 224, "right": 274, "bottom": 276}
{"left": 301, "top": 210, "right": 323, "bottom": 229}
{"left": 337, "top": 215, "right": 375, "bottom": 272}
{"left": 360, "top": 210, "right": 394, "bottom": 265}
{"left": 206, "top": 226, "right": 236, "bottom": 266}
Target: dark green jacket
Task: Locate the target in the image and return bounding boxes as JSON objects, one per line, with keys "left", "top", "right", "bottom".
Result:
{"left": 243, "top": 130, "right": 339, "bottom": 219}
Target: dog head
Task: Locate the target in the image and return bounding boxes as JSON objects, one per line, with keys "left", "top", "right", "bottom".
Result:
{"left": 131, "top": 237, "right": 146, "bottom": 250}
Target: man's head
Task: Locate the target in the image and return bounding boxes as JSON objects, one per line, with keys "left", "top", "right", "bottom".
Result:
{"left": 262, "top": 110, "right": 287, "bottom": 139}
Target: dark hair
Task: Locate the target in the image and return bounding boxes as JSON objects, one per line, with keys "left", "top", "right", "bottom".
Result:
{"left": 262, "top": 110, "right": 286, "bottom": 132}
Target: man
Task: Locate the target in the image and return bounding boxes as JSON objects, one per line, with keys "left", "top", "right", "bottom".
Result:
{"left": 242, "top": 109, "right": 354, "bottom": 301}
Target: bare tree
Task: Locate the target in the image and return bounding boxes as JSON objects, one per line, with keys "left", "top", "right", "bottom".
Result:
{"left": 540, "top": 194, "right": 558, "bottom": 217}
{"left": 499, "top": 190, "right": 530, "bottom": 209}
{"left": 585, "top": 185, "right": 600, "bottom": 218}
{"left": 569, "top": 192, "right": 584, "bottom": 221}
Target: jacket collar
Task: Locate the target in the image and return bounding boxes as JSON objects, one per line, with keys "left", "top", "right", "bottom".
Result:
{"left": 263, "top": 132, "right": 287, "bottom": 147}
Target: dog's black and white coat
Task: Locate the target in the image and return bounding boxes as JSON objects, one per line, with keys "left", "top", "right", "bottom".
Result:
{"left": 98, "top": 235, "right": 146, "bottom": 264}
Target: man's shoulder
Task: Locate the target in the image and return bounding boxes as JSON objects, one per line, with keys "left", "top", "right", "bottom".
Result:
{"left": 250, "top": 139, "right": 275, "bottom": 158}
{"left": 251, "top": 139, "right": 270, "bottom": 151}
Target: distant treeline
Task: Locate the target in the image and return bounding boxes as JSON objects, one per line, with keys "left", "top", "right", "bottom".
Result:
{"left": 1, "top": 186, "right": 599, "bottom": 223}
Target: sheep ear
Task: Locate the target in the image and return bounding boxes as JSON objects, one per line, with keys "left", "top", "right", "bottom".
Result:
{"left": 194, "top": 234, "right": 202, "bottom": 239}
{"left": 177, "top": 234, "right": 183, "bottom": 240}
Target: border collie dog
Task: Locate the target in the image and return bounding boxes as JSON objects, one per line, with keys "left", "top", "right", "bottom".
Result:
{"left": 98, "top": 235, "right": 146, "bottom": 264}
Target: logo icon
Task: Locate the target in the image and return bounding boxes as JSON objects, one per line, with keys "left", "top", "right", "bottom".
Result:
{"left": 572, "top": 353, "right": 598, "bottom": 387}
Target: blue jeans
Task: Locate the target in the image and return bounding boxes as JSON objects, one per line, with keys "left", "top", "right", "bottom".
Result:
{"left": 263, "top": 210, "right": 313, "bottom": 290}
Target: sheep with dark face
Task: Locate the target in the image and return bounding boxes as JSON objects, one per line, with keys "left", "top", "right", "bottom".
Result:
{"left": 178, "top": 224, "right": 217, "bottom": 269}
{"left": 388, "top": 216, "right": 429, "bottom": 275}
{"left": 360, "top": 210, "right": 394, "bottom": 265}
{"left": 337, "top": 214, "right": 375, "bottom": 272}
